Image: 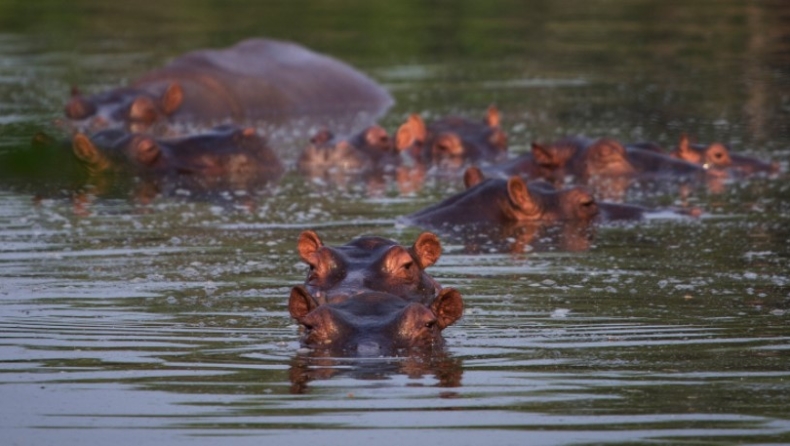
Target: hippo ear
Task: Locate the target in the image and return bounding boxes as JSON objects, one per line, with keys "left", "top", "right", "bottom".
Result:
{"left": 395, "top": 114, "right": 426, "bottom": 152}
{"left": 507, "top": 176, "right": 538, "bottom": 211}
{"left": 72, "top": 134, "right": 98, "bottom": 163}
{"left": 288, "top": 286, "right": 320, "bottom": 320}
{"left": 677, "top": 134, "right": 692, "bottom": 155}
{"left": 531, "top": 142, "right": 555, "bottom": 166}
{"left": 485, "top": 105, "right": 500, "bottom": 128}
{"left": 430, "top": 288, "right": 464, "bottom": 330}
{"left": 160, "top": 83, "right": 183, "bottom": 115}
{"left": 64, "top": 96, "right": 97, "bottom": 120}
{"left": 297, "top": 230, "right": 323, "bottom": 266}
{"left": 463, "top": 166, "right": 485, "bottom": 189}
{"left": 411, "top": 232, "right": 442, "bottom": 268}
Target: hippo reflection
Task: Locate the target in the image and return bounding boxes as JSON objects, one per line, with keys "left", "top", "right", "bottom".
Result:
{"left": 64, "top": 38, "right": 393, "bottom": 134}
{"left": 297, "top": 230, "right": 443, "bottom": 303}
{"left": 288, "top": 285, "right": 463, "bottom": 357}
{"left": 288, "top": 349, "right": 463, "bottom": 394}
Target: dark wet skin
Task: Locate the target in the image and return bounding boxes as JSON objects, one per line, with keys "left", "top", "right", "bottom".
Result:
{"left": 64, "top": 38, "right": 394, "bottom": 133}
{"left": 395, "top": 106, "right": 508, "bottom": 170}
{"left": 288, "top": 285, "right": 464, "bottom": 357}
{"left": 404, "top": 167, "right": 600, "bottom": 230}
{"left": 296, "top": 230, "right": 444, "bottom": 304}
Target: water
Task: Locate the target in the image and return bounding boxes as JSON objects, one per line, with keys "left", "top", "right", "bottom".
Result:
{"left": 1, "top": 1, "right": 789, "bottom": 445}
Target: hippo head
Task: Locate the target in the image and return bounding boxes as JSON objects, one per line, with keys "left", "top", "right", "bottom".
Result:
{"left": 673, "top": 134, "right": 733, "bottom": 169}
{"left": 288, "top": 286, "right": 464, "bottom": 357}
{"left": 297, "top": 231, "right": 443, "bottom": 303}
{"left": 395, "top": 108, "right": 508, "bottom": 169}
{"left": 65, "top": 83, "right": 184, "bottom": 132}
{"left": 71, "top": 131, "right": 169, "bottom": 175}
{"left": 579, "top": 138, "right": 637, "bottom": 179}
{"left": 463, "top": 168, "right": 598, "bottom": 222}
{"left": 298, "top": 125, "right": 399, "bottom": 174}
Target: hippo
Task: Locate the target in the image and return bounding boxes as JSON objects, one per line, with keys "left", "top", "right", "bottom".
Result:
{"left": 394, "top": 106, "right": 508, "bottom": 169}
{"left": 296, "top": 230, "right": 444, "bottom": 303}
{"left": 669, "top": 134, "right": 780, "bottom": 176}
{"left": 288, "top": 285, "right": 463, "bottom": 357}
{"left": 297, "top": 124, "right": 401, "bottom": 176}
{"left": 404, "top": 167, "right": 599, "bottom": 229}
{"left": 488, "top": 136, "right": 705, "bottom": 183}
{"left": 71, "top": 125, "right": 284, "bottom": 186}
{"left": 64, "top": 38, "right": 394, "bottom": 135}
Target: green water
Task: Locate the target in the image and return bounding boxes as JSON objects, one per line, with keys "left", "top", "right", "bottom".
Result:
{"left": 0, "top": 1, "right": 788, "bottom": 445}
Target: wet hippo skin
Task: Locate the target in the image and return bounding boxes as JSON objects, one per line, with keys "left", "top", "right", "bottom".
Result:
{"left": 288, "top": 285, "right": 463, "bottom": 357}
{"left": 65, "top": 38, "right": 394, "bottom": 133}
{"left": 297, "top": 230, "right": 444, "bottom": 304}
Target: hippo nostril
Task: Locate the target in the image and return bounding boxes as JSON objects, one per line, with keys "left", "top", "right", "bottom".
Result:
{"left": 356, "top": 340, "right": 382, "bottom": 357}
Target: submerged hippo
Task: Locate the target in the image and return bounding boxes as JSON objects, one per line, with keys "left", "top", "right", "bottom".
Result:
{"left": 405, "top": 167, "right": 599, "bottom": 230}
{"left": 668, "top": 134, "right": 780, "bottom": 176}
{"left": 71, "top": 125, "right": 284, "bottom": 183}
{"left": 395, "top": 106, "right": 508, "bottom": 169}
{"left": 288, "top": 285, "right": 463, "bottom": 357}
{"left": 297, "top": 230, "right": 444, "bottom": 303}
{"left": 64, "top": 38, "right": 394, "bottom": 134}
{"left": 297, "top": 124, "right": 400, "bottom": 175}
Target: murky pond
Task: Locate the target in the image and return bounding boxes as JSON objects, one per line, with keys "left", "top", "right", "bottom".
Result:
{"left": 1, "top": 1, "right": 789, "bottom": 445}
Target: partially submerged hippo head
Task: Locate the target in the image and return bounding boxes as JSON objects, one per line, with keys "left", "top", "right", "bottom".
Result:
{"left": 297, "top": 231, "right": 443, "bottom": 303}
{"left": 288, "top": 285, "right": 463, "bottom": 357}
{"left": 672, "top": 134, "right": 779, "bottom": 176}
{"left": 395, "top": 106, "right": 508, "bottom": 169}
{"left": 71, "top": 125, "right": 283, "bottom": 181}
{"left": 65, "top": 84, "right": 184, "bottom": 133}
{"left": 297, "top": 125, "right": 400, "bottom": 174}
{"left": 406, "top": 167, "right": 599, "bottom": 229}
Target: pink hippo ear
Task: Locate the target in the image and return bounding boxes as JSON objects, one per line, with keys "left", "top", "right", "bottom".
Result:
{"left": 72, "top": 134, "right": 111, "bottom": 173}
{"left": 411, "top": 232, "right": 442, "bottom": 269}
{"left": 485, "top": 104, "right": 500, "bottom": 128}
{"left": 160, "top": 83, "right": 183, "bottom": 115}
{"left": 430, "top": 288, "right": 464, "bottom": 330}
{"left": 288, "top": 286, "right": 321, "bottom": 321}
{"left": 507, "top": 176, "right": 539, "bottom": 215}
{"left": 297, "top": 230, "right": 324, "bottom": 266}
{"left": 72, "top": 134, "right": 99, "bottom": 163}
{"left": 463, "top": 166, "right": 485, "bottom": 189}
{"left": 395, "top": 114, "right": 426, "bottom": 152}
{"left": 677, "top": 134, "right": 692, "bottom": 155}
{"left": 531, "top": 142, "right": 555, "bottom": 166}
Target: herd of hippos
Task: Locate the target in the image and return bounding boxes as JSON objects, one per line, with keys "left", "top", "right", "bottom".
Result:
{"left": 54, "top": 38, "right": 781, "bottom": 358}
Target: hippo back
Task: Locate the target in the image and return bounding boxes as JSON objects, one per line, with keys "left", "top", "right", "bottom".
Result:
{"left": 134, "top": 38, "right": 394, "bottom": 125}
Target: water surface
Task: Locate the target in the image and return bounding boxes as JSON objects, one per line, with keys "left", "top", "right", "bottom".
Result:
{"left": 0, "top": 1, "right": 789, "bottom": 445}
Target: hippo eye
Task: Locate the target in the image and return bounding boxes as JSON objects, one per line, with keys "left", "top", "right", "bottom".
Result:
{"left": 402, "top": 261, "right": 413, "bottom": 271}
{"left": 424, "top": 320, "right": 437, "bottom": 329}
